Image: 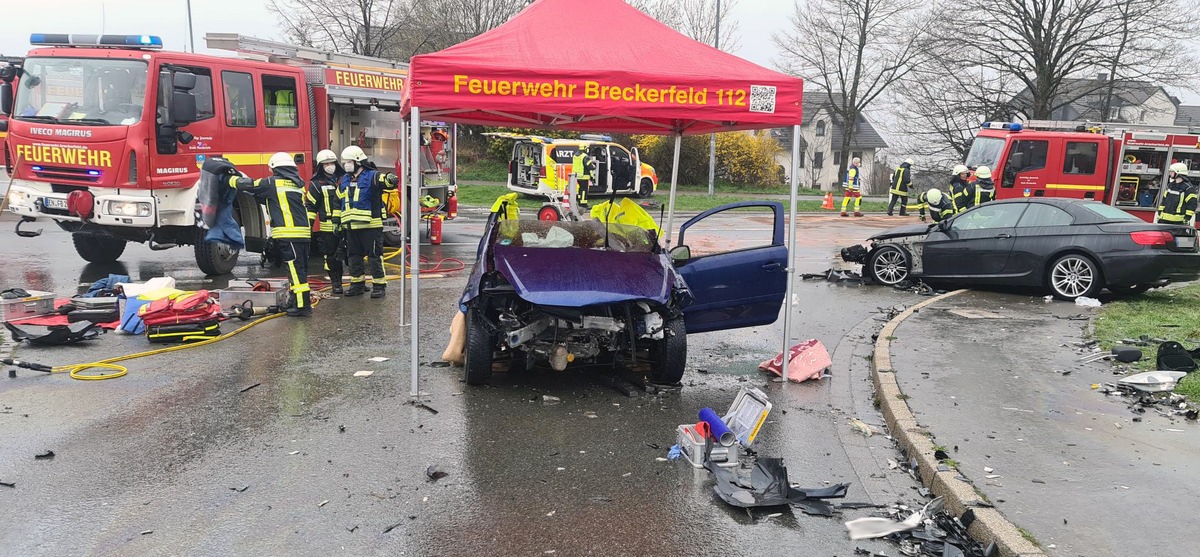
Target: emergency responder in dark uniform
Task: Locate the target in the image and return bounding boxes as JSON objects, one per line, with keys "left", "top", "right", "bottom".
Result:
{"left": 1157, "top": 162, "right": 1199, "bottom": 225}
{"left": 841, "top": 157, "right": 863, "bottom": 217}
{"left": 306, "top": 149, "right": 345, "bottom": 294}
{"left": 971, "top": 166, "right": 996, "bottom": 208}
{"left": 887, "top": 158, "right": 913, "bottom": 216}
{"left": 339, "top": 145, "right": 399, "bottom": 298}
{"left": 925, "top": 188, "right": 956, "bottom": 223}
{"left": 949, "top": 165, "right": 973, "bottom": 213}
{"left": 228, "top": 152, "right": 313, "bottom": 316}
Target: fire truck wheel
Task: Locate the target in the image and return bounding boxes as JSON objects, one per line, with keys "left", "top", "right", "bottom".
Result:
{"left": 637, "top": 178, "right": 655, "bottom": 198}
{"left": 194, "top": 231, "right": 240, "bottom": 276}
{"left": 464, "top": 305, "right": 495, "bottom": 386}
{"left": 72, "top": 234, "right": 126, "bottom": 263}
{"left": 648, "top": 315, "right": 686, "bottom": 384}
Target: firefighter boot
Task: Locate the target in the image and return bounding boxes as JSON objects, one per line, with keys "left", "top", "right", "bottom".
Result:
{"left": 346, "top": 282, "right": 366, "bottom": 297}
{"left": 854, "top": 211, "right": 863, "bottom": 217}
{"left": 330, "top": 273, "right": 344, "bottom": 295}
{"left": 286, "top": 293, "right": 313, "bottom": 317}
{"left": 840, "top": 211, "right": 849, "bottom": 217}
{"left": 370, "top": 283, "right": 386, "bottom": 299}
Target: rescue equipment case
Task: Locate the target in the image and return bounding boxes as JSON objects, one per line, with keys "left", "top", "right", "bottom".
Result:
{"left": 0, "top": 290, "right": 56, "bottom": 322}
{"left": 147, "top": 320, "right": 221, "bottom": 344}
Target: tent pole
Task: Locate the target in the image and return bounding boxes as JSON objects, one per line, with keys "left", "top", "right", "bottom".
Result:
{"left": 409, "top": 108, "right": 422, "bottom": 398}
{"left": 782, "top": 124, "right": 801, "bottom": 383}
{"left": 398, "top": 127, "right": 407, "bottom": 327}
{"left": 664, "top": 132, "right": 683, "bottom": 246}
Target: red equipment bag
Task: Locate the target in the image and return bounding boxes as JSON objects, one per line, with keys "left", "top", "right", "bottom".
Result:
{"left": 66, "top": 190, "right": 95, "bottom": 219}
{"left": 138, "top": 290, "right": 221, "bottom": 326}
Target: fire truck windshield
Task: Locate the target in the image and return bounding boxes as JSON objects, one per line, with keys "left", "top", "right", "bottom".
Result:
{"left": 965, "top": 136, "right": 1006, "bottom": 169}
{"left": 12, "top": 57, "right": 148, "bottom": 126}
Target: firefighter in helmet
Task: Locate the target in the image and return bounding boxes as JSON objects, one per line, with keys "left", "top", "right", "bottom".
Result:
{"left": 925, "top": 188, "right": 956, "bottom": 223}
{"left": 949, "top": 164, "right": 973, "bottom": 213}
{"left": 1157, "top": 162, "right": 1199, "bottom": 224}
{"left": 227, "top": 152, "right": 313, "bottom": 316}
{"left": 306, "top": 149, "right": 346, "bottom": 294}
{"left": 339, "top": 145, "right": 399, "bottom": 298}
{"left": 972, "top": 166, "right": 996, "bottom": 207}
{"left": 841, "top": 156, "right": 863, "bottom": 217}
{"left": 887, "top": 158, "right": 914, "bottom": 216}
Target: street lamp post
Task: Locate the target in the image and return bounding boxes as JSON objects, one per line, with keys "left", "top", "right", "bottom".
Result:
{"left": 707, "top": 0, "right": 721, "bottom": 197}
{"left": 186, "top": 0, "right": 195, "bottom": 53}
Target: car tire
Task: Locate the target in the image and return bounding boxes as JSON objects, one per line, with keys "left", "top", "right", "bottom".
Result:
{"left": 72, "top": 234, "right": 126, "bottom": 263}
{"left": 194, "top": 229, "right": 239, "bottom": 276}
{"left": 1108, "top": 284, "right": 1151, "bottom": 296}
{"left": 537, "top": 205, "right": 563, "bottom": 221}
{"left": 1048, "top": 253, "right": 1103, "bottom": 301}
{"left": 649, "top": 315, "right": 686, "bottom": 384}
{"left": 464, "top": 306, "right": 495, "bottom": 386}
{"left": 637, "top": 178, "right": 654, "bottom": 198}
{"left": 867, "top": 245, "right": 910, "bottom": 286}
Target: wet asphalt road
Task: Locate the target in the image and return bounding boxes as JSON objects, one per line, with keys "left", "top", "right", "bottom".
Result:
{"left": 0, "top": 209, "right": 934, "bottom": 556}
{"left": 892, "top": 291, "right": 1200, "bottom": 557}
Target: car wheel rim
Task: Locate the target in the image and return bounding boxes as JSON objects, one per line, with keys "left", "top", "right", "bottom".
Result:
{"left": 873, "top": 249, "right": 908, "bottom": 284}
{"left": 1052, "top": 257, "right": 1092, "bottom": 297}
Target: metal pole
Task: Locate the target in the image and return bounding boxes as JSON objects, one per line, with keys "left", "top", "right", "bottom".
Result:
{"left": 398, "top": 128, "right": 407, "bottom": 327}
{"left": 409, "top": 108, "right": 422, "bottom": 398}
{"left": 664, "top": 133, "right": 683, "bottom": 246}
{"left": 185, "top": 0, "right": 195, "bottom": 53}
{"left": 706, "top": 0, "right": 722, "bottom": 197}
{"left": 781, "top": 124, "right": 801, "bottom": 383}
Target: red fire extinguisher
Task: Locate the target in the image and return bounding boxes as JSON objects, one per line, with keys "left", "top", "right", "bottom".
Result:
{"left": 430, "top": 215, "right": 443, "bottom": 245}
{"left": 446, "top": 192, "right": 458, "bottom": 220}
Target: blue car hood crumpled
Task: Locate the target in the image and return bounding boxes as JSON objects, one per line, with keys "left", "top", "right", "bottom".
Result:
{"left": 493, "top": 245, "right": 674, "bottom": 307}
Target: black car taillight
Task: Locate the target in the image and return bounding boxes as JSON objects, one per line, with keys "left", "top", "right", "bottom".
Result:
{"left": 1130, "top": 231, "right": 1173, "bottom": 246}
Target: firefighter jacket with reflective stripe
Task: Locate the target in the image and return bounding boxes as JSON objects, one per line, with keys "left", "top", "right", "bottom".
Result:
{"left": 339, "top": 168, "right": 398, "bottom": 229}
{"left": 1158, "top": 178, "right": 1199, "bottom": 223}
{"left": 949, "top": 176, "right": 973, "bottom": 212}
{"left": 889, "top": 163, "right": 912, "bottom": 196}
{"left": 307, "top": 172, "right": 345, "bottom": 233}
{"left": 572, "top": 151, "right": 592, "bottom": 179}
{"left": 972, "top": 178, "right": 996, "bottom": 207}
{"left": 844, "top": 165, "right": 861, "bottom": 191}
{"left": 929, "top": 198, "right": 956, "bottom": 222}
{"left": 228, "top": 167, "right": 311, "bottom": 240}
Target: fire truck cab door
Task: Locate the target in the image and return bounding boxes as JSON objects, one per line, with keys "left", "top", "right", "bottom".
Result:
{"left": 999, "top": 138, "right": 1050, "bottom": 197}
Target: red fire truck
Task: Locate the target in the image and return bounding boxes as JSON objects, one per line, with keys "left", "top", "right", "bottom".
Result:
{"left": 966, "top": 120, "right": 1200, "bottom": 223}
{"left": 0, "top": 33, "right": 451, "bottom": 275}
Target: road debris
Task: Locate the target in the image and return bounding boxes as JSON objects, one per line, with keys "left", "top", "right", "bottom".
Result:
{"left": 352, "top": 370, "right": 375, "bottom": 377}
{"left": 230, "top": 485, "right": 250, "bottom": 492}
{"left": 426, "top": 465, "right": 450, "bottom": 482}
{"left": 0, "top": 480, "right": 15, "bottom": 488}
{"left": 1074, "top": 296, "right": 1102, "bottom": 308}
{"left": 239, "top": 383, "right": 261, "bottom": 393}
{"left": 542, "top": 395, "right": 561, "bottom": 404}
{"left": 408, "top": 400, "right": 439, "bottom": 414}
{"left": 318, "top": 500, "right": 329, "bottom": 507}
{"left": 849, "top": 418, "right": 875, "bottom": 437}
{"left": 367, "top": 356, "right": 390, "bottom": 362}
{"left": 34, "top": 450, "right": 55, "bottom": 460}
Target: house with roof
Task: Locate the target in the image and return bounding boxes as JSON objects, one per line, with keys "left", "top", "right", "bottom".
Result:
{"left": 772, "top": 93, "right": 889, "bottom": 192}
{"left": 1173, "top": 105, "right": 1200, "bottom": 127}
{"left": 1012, "top": 74, "right": 1178, "bottom": 125}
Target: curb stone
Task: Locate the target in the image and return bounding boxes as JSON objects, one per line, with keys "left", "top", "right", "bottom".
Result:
{"left": 871, "top": 289, "right": 1048, "bottom": 557}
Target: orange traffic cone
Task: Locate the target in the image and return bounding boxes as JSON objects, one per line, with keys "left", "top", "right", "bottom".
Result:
{"left": 821, "top": 192, "right": 835, "bottom": 210}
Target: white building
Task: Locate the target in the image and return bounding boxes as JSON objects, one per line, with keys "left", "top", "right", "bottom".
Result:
{"left": 773, "top": 94, "right": 890, "bottom": 193}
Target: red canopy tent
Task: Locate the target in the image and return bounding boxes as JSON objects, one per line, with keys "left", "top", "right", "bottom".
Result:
{"left": 398, "top": 0, "right": 808, "bottom": 393}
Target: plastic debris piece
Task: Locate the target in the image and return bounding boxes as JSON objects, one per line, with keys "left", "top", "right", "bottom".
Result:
{"left": 849, "top": 418, "right": 875, "bottom": 437}
{"left": 667, "top": 445, "right": 682, "bottom": 460}
{"left": 0, "top": 480, "right": 15, "bottom": 488}
{"left": 759, "top": 339, "right": 832, "bottom": 383}
{"left": 368, "top": 356, "right": 390, "bottom": 362}
{"left": 845, "top": 497, "right": 944, "bottom": 540}
{"left": 34, "top": 450, "right": 55, "bottom": 460}
{"left": 426, "top": 465, "right": 449, "bottom": 481}
{"left": 239, "top": 383, "right": 261, "bottom": 393}
{"left": 1118, "top": 371, "right": 1188, "bottom": 392}
{"left": 983, "top": 467, "right": 994, "bottom": 473}
{"left": 1075, "top": 296, "right": 1102, "bottom": 307}
{"left": 542, "top": 395, "right": 561, "bottom": 404}
{"left": 318, "top": 500, "right": 329, "bottom": 507}
{"left": 353, "top": 370, "right": 374, "bottom": 377}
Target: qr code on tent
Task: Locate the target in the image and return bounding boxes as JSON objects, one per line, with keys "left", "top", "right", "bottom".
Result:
{"left": 749, "top": 85, "right": 777, "bottom": 113}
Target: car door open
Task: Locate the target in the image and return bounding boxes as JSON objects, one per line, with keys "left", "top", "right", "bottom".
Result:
{"left": 673, "top": 201, "right": 788, "bottom": 333}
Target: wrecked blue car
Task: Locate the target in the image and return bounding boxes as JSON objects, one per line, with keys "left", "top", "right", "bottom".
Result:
{"left": 460, "top": 201, "right": 789, "bottom": 385}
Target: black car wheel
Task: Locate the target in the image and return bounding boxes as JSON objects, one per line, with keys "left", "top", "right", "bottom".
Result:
{"left": 464, "top": 306, "right": 495, "bottom": 385}
{"left": 1108, "top": 284, "right": 1151, "bottom": 296}
{"left": 649, "top": 315, "right": 686, "bottom": 384}
{"left": 72, "top": 234, "right": 126, "bottom": 263}
{"left": 1048, "top": 254, "right": 1103, "bottom": 300}
{"left": 637, "top": 178, "right": 654, "bottom": 198}
{"left": 868, "top": 245, "right": 910, "bottom": 286}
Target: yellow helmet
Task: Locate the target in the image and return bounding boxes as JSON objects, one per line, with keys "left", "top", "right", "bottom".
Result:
{"left": 268, "top": 152, "right": 296, "bottom": 169}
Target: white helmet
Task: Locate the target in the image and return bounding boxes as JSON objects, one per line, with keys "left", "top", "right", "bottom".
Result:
{"left": 852, "top": 157, "right": 861, "bottom": 165}
{"left": 341, "top": 145, "right": 368, "bottom": 163}
{"left": 927, "top": 188, "right": 943, "bottom": 204}
{"left": 975, "top": 166, "right": 992, "bottom": 179}
{"left": 952, "top": 164, "right": 969, "bottom": 175}
{"left": 1170, "top": 162, "right": 1188, "bottom": 176}
{"left": 268, "top": 152, "right": 296, "bottom": 169}
{"left": 316, "top": 149, "right": 338, "bottom": 164}
{"left": 904, "top": 158, "right": 914, "bottom": 165}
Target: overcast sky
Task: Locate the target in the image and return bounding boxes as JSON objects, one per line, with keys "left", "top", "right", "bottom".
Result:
{"left": 0, "top": 0, "right": 797, "bottom": 69}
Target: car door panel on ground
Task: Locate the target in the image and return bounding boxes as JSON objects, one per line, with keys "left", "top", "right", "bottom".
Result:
{"left": 675, "top": 202, "right": 788, "bottom": 333}
{"left": 1003, "top": 202, "right": 1079, "bottom": 283}
{"left": 923, "top": 203, "right": 1027, "bottom": 278}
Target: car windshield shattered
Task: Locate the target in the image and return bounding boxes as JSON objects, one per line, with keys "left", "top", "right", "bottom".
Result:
{"left": 494, "top": 220, "right": 656, "bottom": 253}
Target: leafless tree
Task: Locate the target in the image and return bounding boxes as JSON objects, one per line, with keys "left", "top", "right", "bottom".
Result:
{"left": 775, "top": 0, "right": 927, "bottom": 191}
{"left": 268, "top": 0, "right": 408, "bottom": 58}
{"left": 1095, "top": 0, "right": 1200, "bottom": 120}
{"left": 627, "top": 0, "right": 741, "bottom": 51}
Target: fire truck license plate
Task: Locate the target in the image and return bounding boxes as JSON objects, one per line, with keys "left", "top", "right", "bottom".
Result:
{"left": 43, "top": 197, "right": 68, "bottom": 210}
{"left": 1177, "top": 236, "right": 1195, "bottom": 248}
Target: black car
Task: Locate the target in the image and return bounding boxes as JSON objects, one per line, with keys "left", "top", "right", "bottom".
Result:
{"left": 845, "top": 199, "right": 1200, "bottom": 300}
